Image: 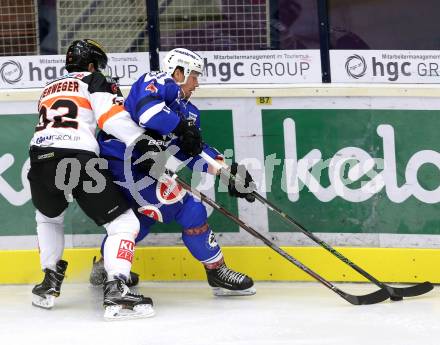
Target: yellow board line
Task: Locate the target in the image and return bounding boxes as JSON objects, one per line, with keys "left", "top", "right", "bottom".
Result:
{"left": 1, "top": 246, "right": 439, "bottom": 284}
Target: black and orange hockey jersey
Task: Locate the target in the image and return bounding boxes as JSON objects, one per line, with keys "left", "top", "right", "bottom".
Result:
{"left": 30, "top": 71, "right": 143, "bottom": 154}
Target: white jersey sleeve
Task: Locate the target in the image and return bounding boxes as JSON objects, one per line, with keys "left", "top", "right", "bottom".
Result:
{"left": 85, "top": 73, "right": 144, "bottom": 146}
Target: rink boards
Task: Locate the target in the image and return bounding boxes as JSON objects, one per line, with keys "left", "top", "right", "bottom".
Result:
{"left": 0, "top": 85, "right": 440, "bottom": 283}
{"left": 1, "top": 246, "right": 438, "bottom": 284}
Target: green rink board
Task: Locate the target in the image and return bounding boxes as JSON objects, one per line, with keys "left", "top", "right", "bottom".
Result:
{"left": 1, "top": 108, "right": 440, "bottom": 236}
{"left": 262, "top": 109, "right": 440, "bottom": 234}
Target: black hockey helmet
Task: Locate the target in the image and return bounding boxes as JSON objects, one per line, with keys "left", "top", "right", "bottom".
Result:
{"left": 65, "top": 39, "right": 108, "bottom": 73}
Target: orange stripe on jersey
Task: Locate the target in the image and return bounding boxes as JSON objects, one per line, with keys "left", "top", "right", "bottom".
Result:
{"left": 97, "top": 104, "right": 125, "bottom": 129}
{"left": 40, "top": 95, "right": 92, "bottom": 110}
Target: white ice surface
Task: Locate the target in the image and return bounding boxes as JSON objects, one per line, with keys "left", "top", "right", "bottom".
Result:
{"left": 0, "top": 282, "right": 438, "bottom": 345}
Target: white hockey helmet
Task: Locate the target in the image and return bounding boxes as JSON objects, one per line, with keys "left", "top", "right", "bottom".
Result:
{"left": 162, "top": 48, "right": 204, "bottom": 83}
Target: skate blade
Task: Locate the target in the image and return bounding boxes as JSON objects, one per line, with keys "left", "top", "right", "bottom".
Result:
{"left": 32, "top": 294, "right": 55, "bottom": 309}
{"left": 212, "top": 287, "right": 256, "bottom": 297}
{"left": 104, "top": 304, "right": 155, "bottom": 321}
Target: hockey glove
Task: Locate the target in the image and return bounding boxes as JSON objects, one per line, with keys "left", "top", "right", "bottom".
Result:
{"left": 133, "top": 129, "right": 168, "bottom": 178}
{"left": 227, "top": 162, "right": 256, "bottom": 203}
{"left": 173, "top": 119, "right": 203, "bottom": 157}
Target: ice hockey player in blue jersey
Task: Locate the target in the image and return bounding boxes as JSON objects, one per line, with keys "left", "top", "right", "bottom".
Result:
{"left": 90, "top": 48, "right": 256, "bottom": 296}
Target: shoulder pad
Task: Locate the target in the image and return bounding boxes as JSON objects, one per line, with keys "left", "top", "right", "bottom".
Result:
{"left": 85, "top": 72, "right": 117, "bottom": 94}
{"left": 164, "top": 78, "right": 176, "bottom": 84}
{"left": 143, "top": 71, "right": 163, "bottom": 81}
{"left": 144, "top": 71, "right": 170, "bottom": 85}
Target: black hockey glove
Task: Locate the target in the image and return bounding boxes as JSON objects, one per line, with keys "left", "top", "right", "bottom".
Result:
{"left": 173, "top": 119, "right": 203, "bottom": 157}
{"left": 133, "top": 129, "right": 168, "bottom": 178}
{"left": 227, "top": 162, "right": 256, "bottom": 203}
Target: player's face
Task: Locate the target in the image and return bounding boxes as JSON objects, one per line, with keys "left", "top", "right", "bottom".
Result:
{"left": 180, "top": 71, "right": 200, "bottom": 99}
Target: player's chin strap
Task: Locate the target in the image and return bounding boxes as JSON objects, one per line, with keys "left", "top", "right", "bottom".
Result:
{"left": 199, "top": 151, "right": 433, "bottom": 300}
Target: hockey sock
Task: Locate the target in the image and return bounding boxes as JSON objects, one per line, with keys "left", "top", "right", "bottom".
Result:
{"left": 103, "top": 210, "right": 139, "bottom": 280}
{"left": 36, "top": 210, "right": 65, "bottom": 271}
{"left": 182, "top": 223, "right": 223, "bottom": 265}
{"left": 204, "top": 256, "right": 225, "bottom": 270}
{"left": 99, "top": 216, "right": 152, "bottom": 257}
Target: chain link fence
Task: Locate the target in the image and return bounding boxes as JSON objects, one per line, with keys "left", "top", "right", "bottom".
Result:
{"left": 57, "top": 0, "right": 148, "bottom": 54}
{"left": 0, "top": 0, "right": 39, "bottom": 56}
{"left": 160, "top": 0, "right": 269, "bottom": 51}
{"left": 1, "top": 0, "right": 271, "bottom": 56}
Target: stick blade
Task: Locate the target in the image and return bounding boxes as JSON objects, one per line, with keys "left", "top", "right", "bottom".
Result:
{"left": 339, "top": 288, "right": 390, "bottom": 305}
{"left": 385, "top": 281, "right": 433, "bottom": 298}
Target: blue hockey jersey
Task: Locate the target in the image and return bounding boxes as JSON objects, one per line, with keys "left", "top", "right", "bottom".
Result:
{"left": 98, "top": 71, "right": 221, "bottom": 172}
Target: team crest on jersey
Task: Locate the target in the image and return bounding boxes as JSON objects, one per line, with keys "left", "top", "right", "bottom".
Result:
{"left": 138, "top": 205, "right": 163, "bottom": 222}
{"left": 156, "top": 175, "right": 186, "bottom": 205}
{"left": 188, "top": 111, "right": 197, "bottom": 123}
{"left": 207, "top": 230, "right": 218, "bottom": 248}
{"left": 145, "top": 82, "right": 158, "bottom": 93}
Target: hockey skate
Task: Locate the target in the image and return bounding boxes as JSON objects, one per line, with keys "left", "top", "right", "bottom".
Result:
{"left": 90, "top": 256, "right": 139, "bottom": 287}
{"left": 205, "top": 262, "right": 256, "bottom": 296}
{"left": 103, "top": 278, "right": 155, "bottom": 321}
{"left": 32, "top": 260, "right": 68, "bottom": 309}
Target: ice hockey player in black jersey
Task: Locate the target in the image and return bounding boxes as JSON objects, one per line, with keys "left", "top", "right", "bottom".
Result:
{"left": 28, "top": 39, "right": 154, "bottom": 320}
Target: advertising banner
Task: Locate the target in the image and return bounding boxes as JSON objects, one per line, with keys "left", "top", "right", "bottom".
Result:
{"left": 160, "top": 50, "right": 322, "bottom": 83}
{"left": 262, "top": 109, "right": 440, "bottom": 235}
{"left": 331, "top": 50, "right": 440, "bottom": 83}
{"left": 0, "top": 53, "right": 149, "bottom": 89}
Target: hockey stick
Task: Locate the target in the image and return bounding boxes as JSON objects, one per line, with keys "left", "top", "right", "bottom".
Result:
{"left": 199, "top": 152, "right": 433, "bottom": 300}
{"left": 174, "top": 175, "right": 389, "bottom": 305}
